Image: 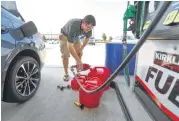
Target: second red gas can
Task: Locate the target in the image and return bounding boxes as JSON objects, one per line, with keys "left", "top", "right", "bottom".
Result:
{"left": 71, "top": 77, "right": 85, "bottom": 90}
{"left": 79, "top": 77, "right": 103, "bottom": 108}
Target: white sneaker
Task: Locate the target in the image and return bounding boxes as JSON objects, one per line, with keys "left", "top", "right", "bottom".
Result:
{"left": 63, "top": 74, "right": 70, "bottom": 82}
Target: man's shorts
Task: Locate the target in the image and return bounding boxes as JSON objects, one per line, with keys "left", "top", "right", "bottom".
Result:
{"left": 59, "top": 34, "right": 82, "bottom": 58}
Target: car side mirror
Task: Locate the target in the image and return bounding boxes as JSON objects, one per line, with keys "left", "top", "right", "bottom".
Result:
{"left": 20, "top": 21, "right": 37, "bottom": 37}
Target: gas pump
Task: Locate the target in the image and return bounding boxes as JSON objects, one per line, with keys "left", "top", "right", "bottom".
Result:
{"left": 132, "top": 1, "right": 179, "bottom": 121}
{"left": 122, "top": 1, "right": 136, "bottom": 87}
{"left": 74, "top": 1, "right": 177, "bottom": 121}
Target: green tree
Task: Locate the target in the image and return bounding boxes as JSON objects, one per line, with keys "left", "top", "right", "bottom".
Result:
{"left": 109, "top": 36, "right": 113, "bottom": 42}
{"left": 42, "top": 35, "right": 47, "bottom": 42}
{"left": 102, "top": 33, "right": 107, "bottom": 41}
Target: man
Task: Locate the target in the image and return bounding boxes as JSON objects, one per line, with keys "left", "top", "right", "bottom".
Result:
{"left": 59, "top": 15, "right": 96, "bottom": 81}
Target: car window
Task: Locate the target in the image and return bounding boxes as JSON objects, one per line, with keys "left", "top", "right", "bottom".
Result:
{"left": 1, "top": 1, "right": 25, "bottom": 22}
{"left": 1, "top": 1, "right": 17, "bottom": 10}
{"left": 1, "top": 7, "right": 24, "bottom": 28}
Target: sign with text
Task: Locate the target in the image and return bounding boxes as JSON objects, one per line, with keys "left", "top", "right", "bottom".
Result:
{"left": 136, "top": 40, "right": 179, "bottom": 121}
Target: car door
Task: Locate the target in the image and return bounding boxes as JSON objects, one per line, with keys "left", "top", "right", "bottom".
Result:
{"left": 1, "top": 9, "right": 16, "bottom": 72}
{"left": 1, "top": 1, "right": 24, "bottom": 70}
{"left": 1, "top": 8, "right": 16, "bottom": 96}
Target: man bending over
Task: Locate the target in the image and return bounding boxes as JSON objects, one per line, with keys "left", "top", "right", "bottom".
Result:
{"left": 59, "top": 15, "right": 96, "bottom": 81}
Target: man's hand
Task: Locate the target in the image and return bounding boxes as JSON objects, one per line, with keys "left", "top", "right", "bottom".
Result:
{"left": 76, "top": 60, "right": 83, "bottom": 70}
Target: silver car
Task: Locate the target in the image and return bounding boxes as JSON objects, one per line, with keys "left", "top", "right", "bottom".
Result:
{"left": 88, "top": 37, "right": 95, "bottom": 45}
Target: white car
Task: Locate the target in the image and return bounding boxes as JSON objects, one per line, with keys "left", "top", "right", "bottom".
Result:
{"left": 112, "top": 35, "right": 138, "bottom": 44}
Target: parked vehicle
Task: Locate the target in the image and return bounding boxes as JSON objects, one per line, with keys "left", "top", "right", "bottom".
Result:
{"left": 1, "top": 1, "right": 45, "bottom": 103}
{"left": 88, "top": 37, "right": 95, "bottom": 45}
{"left": 112, "top": 34, "right": 138, "bottom": 43}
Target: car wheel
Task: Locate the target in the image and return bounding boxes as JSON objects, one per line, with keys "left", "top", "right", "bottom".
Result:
{"left": 4, "top": 56, "right": 41, "bottom": 103}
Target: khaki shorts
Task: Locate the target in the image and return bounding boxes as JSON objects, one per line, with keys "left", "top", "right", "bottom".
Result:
{"left": 59, "top": 34, "right": 82, "bottom": 58}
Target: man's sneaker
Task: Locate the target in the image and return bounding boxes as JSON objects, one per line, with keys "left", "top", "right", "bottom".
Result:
{"left": 63, "top": 74, "right": 70, "bottom": 82}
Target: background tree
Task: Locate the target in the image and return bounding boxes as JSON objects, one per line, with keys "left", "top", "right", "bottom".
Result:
{"left": 102, "top": 33, "right": 107, "bottom": 41}
{"left": 42, "top": 35, "right": 47, "bottom": 42}
{"left": 109, "top": 36, "right": 113, "bottom": 42}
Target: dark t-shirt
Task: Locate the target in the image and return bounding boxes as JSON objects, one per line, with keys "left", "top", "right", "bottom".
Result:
{"left": 61, "top": 18, "right": 92, "bottom": 43}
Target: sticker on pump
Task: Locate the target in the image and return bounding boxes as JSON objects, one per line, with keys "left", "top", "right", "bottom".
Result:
{"left": 163, "top": 10, "right": 179, "bottom": 25}
{"left": 143, "top": 20, "right": 151, "bottom": 30}
{"left": 154, "top": 51, "right": 179, "bottom": 73}
{"left": 174, "top": 12, "right": 179, "bottom": 23}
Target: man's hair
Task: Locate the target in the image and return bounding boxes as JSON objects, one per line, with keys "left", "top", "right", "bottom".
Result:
{"left": 83, "top": 15, "right": 96, "bottom": 26}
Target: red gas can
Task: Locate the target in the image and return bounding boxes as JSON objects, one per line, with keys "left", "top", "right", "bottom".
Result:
{"left": 76, "top": 74, "right": 88, "bottom": 80}
{"left": 79, "top": 77, "right": 103, "bottom": 108}
{"left": 88, "top": 67, "right": 111, "bottom": 91}
{"left": 71, "top": 77, "right": 85, "bottom": 90}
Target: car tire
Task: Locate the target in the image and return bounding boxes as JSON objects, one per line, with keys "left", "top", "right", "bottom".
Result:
{"left": 3, "top": 56, "right": 41, "bottom": 103}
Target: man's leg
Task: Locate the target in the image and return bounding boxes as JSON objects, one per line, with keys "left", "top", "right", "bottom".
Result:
{"left": 59, "top": 35, "right": 70, "bottom": 81}
{"left": 63, "top": 58, "right": 68, "bottom": 75}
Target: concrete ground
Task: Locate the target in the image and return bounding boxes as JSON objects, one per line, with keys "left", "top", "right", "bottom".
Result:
{"left": 1, "top": 43, "right": 153, "bottom": 121}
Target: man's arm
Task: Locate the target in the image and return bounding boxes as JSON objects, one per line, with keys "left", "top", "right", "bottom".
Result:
{"left": 81, "top": 30, "right": 92, "bottom": 50}
{"left": 67, "top": 35, "right": 81, "bottom": 62}
{"left": 81, "top": 37, "right": 89, "bottom": 50}
{"left": 64, "top": 22, "right": 82, "bottom": 62}
{"left": 68, "top": 42, "right": 81, "bottom": 62}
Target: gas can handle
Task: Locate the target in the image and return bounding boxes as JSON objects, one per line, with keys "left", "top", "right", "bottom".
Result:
{"left": 70, "top": 64, "right": 91, "bottom": 72}
{"left": 93, "top": 66, "right": 108, "bottom": 70}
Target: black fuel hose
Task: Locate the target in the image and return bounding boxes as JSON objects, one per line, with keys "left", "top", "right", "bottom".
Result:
{"left": 73, "top": 1, "right": 171, "bottom": 94}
